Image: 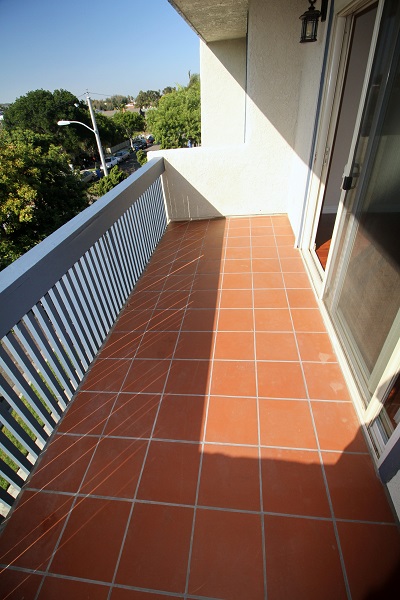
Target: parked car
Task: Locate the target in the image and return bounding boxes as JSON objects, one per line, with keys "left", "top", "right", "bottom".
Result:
{"left": 133, "top": 137, "right": 147, "bottom": 151}
{"left": 114, "top": 150, "right": 130, "bottom": 162}
{"left": 80, "top": 170, "right": 97, "bottom": 183}
{"left": 101, "top": 156, "right": 119, "bottom": 170}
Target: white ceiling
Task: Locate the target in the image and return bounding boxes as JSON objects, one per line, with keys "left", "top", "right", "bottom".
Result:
{"left": 168, "top": 0, "right": 248, "bottom": 42}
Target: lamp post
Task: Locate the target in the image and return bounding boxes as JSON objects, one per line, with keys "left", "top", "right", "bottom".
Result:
{"left": 57, "top": 94, "right": 108, "bottom": 175}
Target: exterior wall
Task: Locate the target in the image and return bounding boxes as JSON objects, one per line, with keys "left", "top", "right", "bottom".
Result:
{"left": 200, "top": 38, "right": 247, "bottom": 146}
{"left": 155, "top": 0, "right": 327, "bottom": 230}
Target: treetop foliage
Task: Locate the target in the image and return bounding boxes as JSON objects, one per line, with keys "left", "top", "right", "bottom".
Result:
{"left": 0, "top": 128, "right": 89, "bottom": 269}
{"left": 146, "top": 76, "right": 200, "bottom": 149}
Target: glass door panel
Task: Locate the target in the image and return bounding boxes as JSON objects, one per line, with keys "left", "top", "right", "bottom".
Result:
{"left": 325, "top": 0, "right": 400, "bottom": 406}
{"left": 314, "top": 4, "right": 377, "bottom": 270}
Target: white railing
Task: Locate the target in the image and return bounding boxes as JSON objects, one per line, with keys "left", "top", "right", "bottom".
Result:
{"left": 0, "top": 158, "right": 167, "bottom": 516}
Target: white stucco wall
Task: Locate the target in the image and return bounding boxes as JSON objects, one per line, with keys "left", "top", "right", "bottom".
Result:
{"left": 200, "top": 38, "right": 247, "bottom": 146}
{"left": 154, "top": 0, "right": 327, "bottom": 230}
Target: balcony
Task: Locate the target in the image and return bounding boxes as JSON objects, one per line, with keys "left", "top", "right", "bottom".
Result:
{"left": 0, "top": 158, "right": 399, "bottom": 599}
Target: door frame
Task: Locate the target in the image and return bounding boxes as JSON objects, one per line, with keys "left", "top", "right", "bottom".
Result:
{"left": 299, "top": 0, "right": 384, "bottom": 298}
{"left": 300, "top": 0, "right": 400, "bottom": 471}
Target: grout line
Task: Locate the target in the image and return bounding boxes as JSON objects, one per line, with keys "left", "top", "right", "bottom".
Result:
{"left": 250, "top": 217, "right": 268, "bottom": 600}
{"left": 183, "top": 218, "right": 226, "bottom": 597}
{"left": 273, "top": 219, "right": 353, "bottom": 600}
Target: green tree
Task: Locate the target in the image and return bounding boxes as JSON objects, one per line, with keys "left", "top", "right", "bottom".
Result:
{"left": 88, "top": 166, "right": 127, "bottom": 199}
{"left": 135, "top": 90, "right": 161, "bottom": 108}
{"left": 162, "top": 86, "right": 175, "bottom": 96}
{"left": 113, "top": 111, "right": 145, "bottom": 150}
{"left": 2, "top": 89, "right": 104, "bottom": 162}
{"left": 0, "top": 129, "right": 89, "bottom": 270}
{"left": 136, "top": 150, "right": 148, "bottom": 167}
{"left": 146, "top": 78, "right": 200, "bottom": 149}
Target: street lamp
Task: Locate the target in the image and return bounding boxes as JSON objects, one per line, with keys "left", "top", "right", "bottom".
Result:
{"left": 57, "top": 94, "right": 108, "bottom": 175}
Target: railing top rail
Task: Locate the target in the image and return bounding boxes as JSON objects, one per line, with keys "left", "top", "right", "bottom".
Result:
{"left": 0, "top": 157, "right": 165, "bottom": 339}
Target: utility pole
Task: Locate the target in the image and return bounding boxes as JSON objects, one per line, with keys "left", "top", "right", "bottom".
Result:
{"left": 86, "top": 93, "right": 108, "bottom": 176}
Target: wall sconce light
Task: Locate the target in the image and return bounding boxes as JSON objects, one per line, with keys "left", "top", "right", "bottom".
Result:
{"left": 299, "top": 1, "right": 327, "bottom": 43}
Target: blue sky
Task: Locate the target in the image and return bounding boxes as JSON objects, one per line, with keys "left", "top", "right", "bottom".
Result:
{"left": 0, "top": 0, "right": 200, "bottom": 104}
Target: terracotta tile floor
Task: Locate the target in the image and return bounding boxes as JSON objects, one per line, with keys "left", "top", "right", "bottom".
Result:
{"left": 1, "top": 216, "right": 400, "bottom": 600}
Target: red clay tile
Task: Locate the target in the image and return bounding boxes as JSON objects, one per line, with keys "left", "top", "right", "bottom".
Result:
{"left": 57, "top": 391, "right": 116, "bottom": 435}
{"left": 256, "top": 332, "right": 298, "bottom": 361}
{"left": 192, "top": 273, "right": 221, "bottom": 290}
{"left": 189, "top": 289, "right": 220, "bottom": 309}
{"left": 196, "top": 259, "right": 223, "bottom": 274}
{"left": 259, "top": 399, "right": 317, "bottom": 448}
{"left": 254, "top": 308, "right": 292, "bottom": 331}
{"left": 219, "top": 288, "right": 253, "bottom": 308}
{"left": 252, "top": 234, "right": 276, "bottom": 247}
{"left": 291, "top": 308, "right": 326, "bottom": 331}
{"left": 116, "top": 503, "right": 193, "bottom": 593}
{"left": 122, "top": 359, "right": 170, "bottom": 394}
{"left": 153, "top": 394, "right": 205, "bottom": 441}
{"left": 104, "top": 393, "right": 160, "bottom": 438}
{"left": 217, "top": 308, "right": 254, "bottom": 331}
{"left": 252, "top": 258, "right": 281, "bottom": 273}
{"left": 110, "top": 589, "right": 178, "bottom": 600}
{"left": 126, "top": 290, "right": 160, "bottom": 310}
{"left": 137, "top": 440, "right": 201, "bottom": 504}
{"left": 211, "top": 360, "right": 257, "bottom": 396}
{"left": 221, "top": 273, "right": 252, "bottom": 289}
{"left": 81, "top": 437, "right": 147, "bottom": 498}
{"left": 257, "top": 361, "right": 306, "bottom": 398}
{"left": 165, "top": 359, "right": 210, "bottom": 395}
{"left": 175, "top": 330, "right": 215, "bottom": 359}
{"left": 114, "top": 310, "right": 153, "bottom": 332}
{"left": 283, "top": 271, "right": 312, "bottom": 288}
{"left": 198, "top": 444, "right": 261, "bottom": 510}
{"left": 81, "top": 359, "right": 131, "bottom": 392}
{"left": 253, "top": 289, "right": 288, "bottom": 308}
{"left": 28, "top": 434, "right": 97, "bottom": 493}
{"left": 337, "top": 521, "right": 400, "bottom": 600}
{"left": 253, "top": 272, "right": 284, "bottom": 288}
{"left": 251, "top": 225, "right": 274, "bottom": 236}
{"left": 134, "top": 275, "right": 167, "bottom": 292}
{"left": 264, "top": 515, "right": 347, "bottom": 600}
{"left": 277, "top": 245, "right": 300, "bottom": 258}
{"left": 135, "top": 330, "right": 178, "bottom": 359}
{"left": 147, "top": 309, "right": 185, "bottom": 331}
{"left": 50, "top": 497, "right": 130, "bottom": 581}
{"left": 181, "top": 308, "right": 217, "bottom": 331}
{"left": 322, "top": 452, "right": 395, "bottom": 522}
{"left": 206, "top": 396, "right": 259, "bottom": 444}
{"left": 311, "top": 401, "right": 367, "bottom": 452}
{"left": 274, "top": 234, "right": 295, "bottom": 246}
{"left": 188, "top": 509, "right": 265, "bottom": 600}
{"left": 296, "top": 332, "right": 336, "bottom": 362}
{"left": 303, "top": 362, "right": 350, "bottom": 400}
{"left": 223, "top": 258, "right": 252, "bottom": 273}
{"left": 0, "top": 491, "right": 74, "bottom": 570}
{"left": 38, "top": 576, "right": 110, "bottom": 599}
{"left": 225, "top": 236, "right": 250, "bottom": 248}
{"left": 252, "top": 245, "right": 278, "bottom": 259}
{"left": 287, "top": 288, "right": 318, "bottom": 308}
{"left": 155, "top": 289, "right": 190, "bottom": 310}
{"left": 279, "top": 257, "right": 304, "bottom": 272}
{"left": 0, "top": 569, "right": 42, "bottom": 599}
{"left": 224, "top": 246, "right": 252, "bottom": 259}
{"left": 100, "top": 330, "right": 142, "bottom": 359}
{"left": 214, "top": 331, "right": 255, "bottom": 360}
{"left": 161, "top": 273, "right": 194, "bottom": 291}
{"left": 261, "top": 447, "right": 330, "bottom": 517}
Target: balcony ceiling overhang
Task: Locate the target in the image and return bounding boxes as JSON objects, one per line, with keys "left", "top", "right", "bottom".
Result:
{"left": 168, "top": 0, "right": 248, "bottom": 42}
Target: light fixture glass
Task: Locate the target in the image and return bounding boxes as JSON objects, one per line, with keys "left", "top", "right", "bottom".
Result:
{"left": 300, "top": 0, "right": 321, "bottom": 43}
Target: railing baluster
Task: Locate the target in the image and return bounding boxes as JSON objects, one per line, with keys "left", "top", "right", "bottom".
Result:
{"left": 0, "top": 159, "right": 167, "bottom": 516}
